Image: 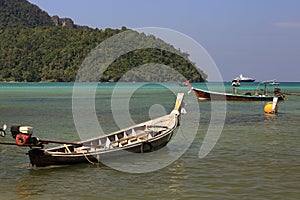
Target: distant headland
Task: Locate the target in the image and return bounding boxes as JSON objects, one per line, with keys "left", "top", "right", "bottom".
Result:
{"left": 0, "top": 0, "right": 207, "bottom": 82}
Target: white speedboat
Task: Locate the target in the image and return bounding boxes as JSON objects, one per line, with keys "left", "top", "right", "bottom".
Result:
{"left": 233, "top": 74, "right": 255, "bottom": 82}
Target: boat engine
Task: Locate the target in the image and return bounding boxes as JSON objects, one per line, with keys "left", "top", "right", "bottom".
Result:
{"left": 11, "top": 125, "right": 34, "bottom": 146}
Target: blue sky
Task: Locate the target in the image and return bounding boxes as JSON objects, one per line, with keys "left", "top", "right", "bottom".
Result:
{"left": 28, "top": 0, "right": 300, "bottom": 81}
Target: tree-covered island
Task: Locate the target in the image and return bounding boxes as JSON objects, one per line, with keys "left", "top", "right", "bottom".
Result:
{"left": 0, "top": 0, "right": 207, "bottom": 82}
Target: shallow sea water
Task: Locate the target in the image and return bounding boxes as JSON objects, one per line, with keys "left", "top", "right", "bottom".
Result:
{"left": 0, "top": 82, "right": 299, "bottom": 199}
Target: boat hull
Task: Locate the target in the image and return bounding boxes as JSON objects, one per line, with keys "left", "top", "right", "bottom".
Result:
{"left": 28, "top": 149, "right": 95, "bottom": 167}
{"left": 238, "top": 80, "right": 255, "bottom": 82}
{"left": 192, "top": 88, "right": 284, "bottom": 101}
{"left": 28, "top": 128, "right": 175, "bottom": 167}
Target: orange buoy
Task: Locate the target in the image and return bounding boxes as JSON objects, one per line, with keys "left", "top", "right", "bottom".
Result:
{"left": 264, "top": 102, "right": 278, "bottom": 114}
{"left": 264, "top": 97, "right": 279, "bottom": 115}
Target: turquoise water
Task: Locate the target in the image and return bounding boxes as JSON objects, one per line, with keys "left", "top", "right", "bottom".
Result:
{"left": 0, "top": 82, "right": 299, "bottom": 199}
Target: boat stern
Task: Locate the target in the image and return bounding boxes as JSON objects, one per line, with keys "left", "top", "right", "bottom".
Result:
{"left": 28, "top": 148, "right": 47, "bottom": 167}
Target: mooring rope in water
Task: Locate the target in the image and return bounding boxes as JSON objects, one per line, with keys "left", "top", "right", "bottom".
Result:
{"left": 179, "top": 126, "right": 187, "bottom": 141}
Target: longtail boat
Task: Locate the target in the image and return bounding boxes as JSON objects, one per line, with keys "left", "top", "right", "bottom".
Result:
{"left": 0, "top": 93, "right": 185, "bottom": 167}
{"left": 186, "top": 80, "right": 285, "bottom": 101}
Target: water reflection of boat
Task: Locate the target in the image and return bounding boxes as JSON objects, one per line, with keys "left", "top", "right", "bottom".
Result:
{"left": 186, "top": 80, "right": 285, "bottom": 101}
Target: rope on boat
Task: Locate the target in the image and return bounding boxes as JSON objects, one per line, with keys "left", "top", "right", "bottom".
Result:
{"left": 82, "top": 152, "right": 97, "bottom": 165}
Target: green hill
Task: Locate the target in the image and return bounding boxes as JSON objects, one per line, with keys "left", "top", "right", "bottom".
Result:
{"left": 0, "top": 0, "right": 207, "bottom": 82}
{"left": 0, "top": 0, "right": 53, "bottom": 28}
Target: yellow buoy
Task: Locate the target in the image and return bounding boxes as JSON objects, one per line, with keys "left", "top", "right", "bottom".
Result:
{"left": 264, "top": 102, "right": 278, "bottom": 114}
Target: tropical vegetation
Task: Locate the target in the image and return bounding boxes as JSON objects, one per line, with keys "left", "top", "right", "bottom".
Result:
{"left": 0, "top": 0, "right": 207, "bottom": 82}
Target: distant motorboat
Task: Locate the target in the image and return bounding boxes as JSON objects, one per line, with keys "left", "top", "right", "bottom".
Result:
{"left": 267, "top": 80, "right": 280, "bottom": 86}
{"left": 233, "top": 74, "right": 255, "bottom": 82}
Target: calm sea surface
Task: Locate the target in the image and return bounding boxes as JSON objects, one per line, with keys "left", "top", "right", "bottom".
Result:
{"left": 0, "top": 82, "right": 299, "bottom": 199}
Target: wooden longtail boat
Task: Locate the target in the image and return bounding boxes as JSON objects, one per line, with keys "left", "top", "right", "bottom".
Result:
{"left": 28, "top": 93, "right": 185, "bottom": 167}
{"left": 186, "top": 81, "right": 285, "bottom": 101}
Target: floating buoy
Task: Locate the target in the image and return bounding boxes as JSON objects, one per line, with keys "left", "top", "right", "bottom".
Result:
{"left": 264, "top": 97, "right": 278, "bottom": 114}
